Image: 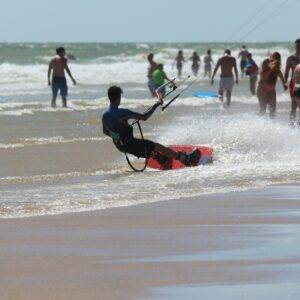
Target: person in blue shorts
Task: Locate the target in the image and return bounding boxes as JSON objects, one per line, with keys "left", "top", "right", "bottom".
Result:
{"left": 48, "top": 47, "right": 76, "bottom": 108}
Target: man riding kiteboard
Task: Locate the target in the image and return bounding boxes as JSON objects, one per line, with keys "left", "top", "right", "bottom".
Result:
{"left": 102, "top": 86, "right": 200, "bottom": 168}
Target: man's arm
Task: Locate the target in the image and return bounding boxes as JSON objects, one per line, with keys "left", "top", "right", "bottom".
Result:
{"left": 211, "top": 59, "right": 220, "bottom": 84}
{"left": 164, "top": 71, "right": 171, "bottom": 82}
{"left": 284, "top": 56, "right": 292, "bottom": 83}
{"left": 64, "top": 61, "right": 76, "bottom": 85}
{"left": 118, "top": 101, "right": 162, "bottom": 123}
{"left": 47, "top": 61, "right": 52, "bottom": 86}
{"left": 234, "top": 59, "right": 239, "bottom": 84}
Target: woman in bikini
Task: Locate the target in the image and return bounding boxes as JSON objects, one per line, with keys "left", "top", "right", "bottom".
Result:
{"left": 257, "top": 52, "right": 287, "bottom": 118}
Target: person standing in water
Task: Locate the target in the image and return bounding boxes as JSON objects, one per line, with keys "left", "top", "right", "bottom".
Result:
{"left": 175, "top": 50, "right": 185, "bottom": 77}
{"left": 292, "top": 63, "right": 300, "bottom": 125}
{"left": 257, "top": 52, "right": 287, "bottom": 118}
{"left": 284, "top": 39, "right": 300, "bottom": 123}
{"left": 245, "top": 53, "right": 259, "bottom": 95}
{"left": 238, "top": 45, "right": 249, "bottom": 78}
{"left": 152, "top": 64, "right": 171, "bottom": 98}
{"left": 147, "top": 53, "right": 158, "bottom": 97}
{"left": 203, "top": 49, "right": 214, "bottom": 78}
{"left": 48, "top": 47, "right": 76, "bottom": 108}
{"left": 190, "top": 51, "right": 201, "bottom": 76}
{"left": 211, "top": 49, "right": 239, "bottom": 107}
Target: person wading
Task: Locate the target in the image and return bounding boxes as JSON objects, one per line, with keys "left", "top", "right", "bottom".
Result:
{"left": 48, "top": 47, "right": 76, "bottom": 108}
{"left": 284, "top": 39, "right": 300, "bottom": 123}
{"left": 257, "top": 52, "right": 287, "bottom": 118}
{"left": 211, "top": 49, "right": 239, "bottom": 108}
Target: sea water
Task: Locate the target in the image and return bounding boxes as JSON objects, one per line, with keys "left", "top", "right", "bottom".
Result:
{"left": 0, "top": 42, "right": 299, "bottom": 218}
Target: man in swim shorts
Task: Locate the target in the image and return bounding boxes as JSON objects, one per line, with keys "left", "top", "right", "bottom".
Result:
{"left": 284, "top": 39, "right": 300, "bottom": 123}
{"left": 102, "top": 86, "right": 200, "bottom": 166}
{"left": 48, "top": 47, "right": 76, "bottom": 108}
{"left": 147, "top": 53, "right": 158, "bottom": 97}
{"left": 238, "top": 45, "right": 249, "bottom": 78}
{"left": 211, "top": 49, "right": 239, "bottom": 107}
{"left": 291, "top": 63, "right": 300, "bottom": 125}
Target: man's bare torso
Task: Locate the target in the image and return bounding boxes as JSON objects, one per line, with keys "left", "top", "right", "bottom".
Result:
{"left": 219, "top": 56, "right": 236, "bottom": 77}
{"left": 287, "top": 54, "right": 300, "bottom": 77}
{"left": 50, "top": 55, "right": 67, "bottom": 78}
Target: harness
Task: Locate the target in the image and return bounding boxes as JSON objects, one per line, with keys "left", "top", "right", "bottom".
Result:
{"left": 103, "top": 120, "right": 148, "bottom": 172}
{"left": 124, "top": 121, "right": 148, "bottom": 172}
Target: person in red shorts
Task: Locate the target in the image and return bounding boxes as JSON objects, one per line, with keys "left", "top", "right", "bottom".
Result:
{"left": 284, "top": 39, "right": 300, "bottom": 124}
{"left": 292, "top": 64, "right": 300, "bottom": 125}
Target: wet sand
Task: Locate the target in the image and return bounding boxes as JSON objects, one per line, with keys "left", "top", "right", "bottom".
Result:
{"left": 1, "top": 184, "right": 300, "bottom": 300}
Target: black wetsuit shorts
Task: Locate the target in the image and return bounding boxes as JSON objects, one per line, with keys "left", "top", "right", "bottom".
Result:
{"left": 115, "top": 138, "right": 155, "bottom": 159}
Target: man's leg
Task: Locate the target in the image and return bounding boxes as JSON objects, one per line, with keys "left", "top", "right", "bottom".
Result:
{"left": 296, "top": 99, "right": 300, "bottom": 125}
{"left": 148, "top": 79, "right": 155, "bottom": 97}
{"left": 250, "top": 76, "right": 257, "bottom": 95}
{"left": 154, "top": 143, "right": 178, "bottom": 159}
{"left": 291, "top": 97, "right": 298, "bottom": 120}
{"left": 61, "top": 81, "right": 68, "bottom": 108}
{"left": 62, "top": 96, "right": 67, "bottom": 108}
{"left": 153, "top": 142, "right": 200, "bottom": 166}
{"left": 226, "top": 90, "right": 232, "bottom": 107}
{"left": 269, "top": 90, "right": 276, "bottom": 118}
{"left": 257, "top": 86, "right": 267, "bottom": 114}
{"left": 51, "top": 84, "right": 58, "bottom": 108}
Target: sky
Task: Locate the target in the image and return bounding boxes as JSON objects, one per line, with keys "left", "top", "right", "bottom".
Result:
{"left": 0, "top": 0, "right": 299, "bottom": 42}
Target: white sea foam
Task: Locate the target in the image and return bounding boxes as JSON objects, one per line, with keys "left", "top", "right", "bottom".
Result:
{"left": 1, "top": 104, "right": 300, "bottom": 218}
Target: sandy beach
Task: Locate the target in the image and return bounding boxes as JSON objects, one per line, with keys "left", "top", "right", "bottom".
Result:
{"left": 1, "top": 184, "right": 300, "bottom": 300}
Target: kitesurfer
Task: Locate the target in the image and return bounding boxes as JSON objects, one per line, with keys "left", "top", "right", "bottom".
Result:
{"left": 102, "top": 86, "right": 200, "bottom": 167}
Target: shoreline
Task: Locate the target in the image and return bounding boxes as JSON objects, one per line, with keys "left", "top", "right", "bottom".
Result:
{"left": 1, "top": 183, "right": 300, "bottom": 299}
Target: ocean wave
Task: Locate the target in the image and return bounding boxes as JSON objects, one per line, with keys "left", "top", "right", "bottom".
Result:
{"left": 0, "top": 136, "right": 107, "bottom": 149}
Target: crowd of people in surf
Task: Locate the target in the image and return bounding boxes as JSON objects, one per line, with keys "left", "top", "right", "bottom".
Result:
{"left": 46, "top": 40, "right": 300, "bottom": 168}
{"left": 146, "top": 39, "right": 300, "bottom": 125}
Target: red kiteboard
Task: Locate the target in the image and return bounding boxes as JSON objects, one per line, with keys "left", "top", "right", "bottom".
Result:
{"left": 147, "top": 145, "right": 213, "bottom": 170}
